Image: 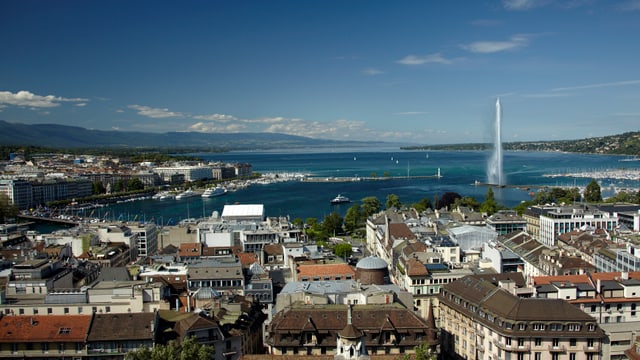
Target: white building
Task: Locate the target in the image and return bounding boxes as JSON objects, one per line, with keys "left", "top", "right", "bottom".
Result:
{"left": 539, "top": 205, "right": 618, "bottom": 246}
{"left": 154, "top": 165, "right": 213, "bottom": 182}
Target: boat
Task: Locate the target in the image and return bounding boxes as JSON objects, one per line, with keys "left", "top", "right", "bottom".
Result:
{"left": 153, "top": 191, "right": 175, "bottom": 200}
{"left": 330, "top": 194, "right": 350, "bottom": 204}
{"left": 175, "top": 190, "right": 197, "bottom": 200}
{"left": 202, "top": 186, "right": 227, "bottom": 198}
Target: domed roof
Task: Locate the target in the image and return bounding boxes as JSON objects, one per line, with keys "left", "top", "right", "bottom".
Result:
{"left": 356, "top": 256, "right": 388, "bottom": 270}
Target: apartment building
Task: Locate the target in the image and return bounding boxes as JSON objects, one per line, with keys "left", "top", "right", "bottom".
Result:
{"left": 533, "top": 272, "right": 640, "bottom": 359}
{"left": 440, "top": 274, "right": 605, "bottom": 360}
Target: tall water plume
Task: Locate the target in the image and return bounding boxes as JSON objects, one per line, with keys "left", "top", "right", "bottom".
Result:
{"left": 487, "top": 98, "right": 504, "bottom": 185}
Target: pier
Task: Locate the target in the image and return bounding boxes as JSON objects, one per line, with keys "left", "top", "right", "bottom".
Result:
{"left": 17, "top": 214, "right": 80, "bottom": 226}
{"left": 302, "top": 174, "right": 443, "bottom": 182}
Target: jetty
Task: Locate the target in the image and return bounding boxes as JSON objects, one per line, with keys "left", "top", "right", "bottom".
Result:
{"left": 302, "top": 174, "right": 443, "bottom": 182}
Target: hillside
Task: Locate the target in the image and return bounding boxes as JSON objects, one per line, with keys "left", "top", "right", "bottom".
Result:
{"left": 403, "top": 131, "right": 640, "bottom": 156}
{"left": 0, "top": 120, "right": 380, "bottom": 150}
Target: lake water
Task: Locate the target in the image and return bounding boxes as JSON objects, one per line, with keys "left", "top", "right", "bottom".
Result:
{"left": 96, "top": 148, "right": 640, "bottom": 224}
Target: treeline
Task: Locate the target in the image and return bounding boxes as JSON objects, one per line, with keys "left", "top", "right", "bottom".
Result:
{"left": 402, "top": 131, "right": 640, "bottom": 156}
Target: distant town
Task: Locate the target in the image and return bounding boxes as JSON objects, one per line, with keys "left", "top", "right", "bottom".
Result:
{"left": 2, "top": 149, "right": 640, "bottom": 360}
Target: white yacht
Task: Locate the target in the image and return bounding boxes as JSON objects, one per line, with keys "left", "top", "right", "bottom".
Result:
{"left": 175, "top": 190, "right": 197, "bottom": 200}
{"left": 202, "top": 186, "right": 227, "bottom": 198}
{"left": 330, "top": 194, "right": 350, "bottom": 204}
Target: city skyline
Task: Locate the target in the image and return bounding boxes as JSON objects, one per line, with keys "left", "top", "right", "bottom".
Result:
{"left": 1, "top": 0, "right": 639, "bottom": 144}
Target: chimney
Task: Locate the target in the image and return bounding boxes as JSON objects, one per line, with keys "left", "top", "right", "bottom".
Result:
{"left": 596, "top": 279, "right": 601, "bottom": 294}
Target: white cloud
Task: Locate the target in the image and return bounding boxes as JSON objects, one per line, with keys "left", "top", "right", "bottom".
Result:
{"left": 502, "top": 0, "right": 546, "bottom": 10}
{"left": 128, "top": 104, "right": 185, "bottom": 118}
{"left": 0, "top": 90, "right": 88, "bottom": 108}
{"left": 461, "top": 35, "right": 530, "bottom": 53}
{"left": 396, "top": 53, "right": 453, "bottom": 65}
{"left": 617, "top": 0, "right": 640, "bottom": 11}
{"left": 362, "top": 68, "right": 384, "bottom": 75}
{"left": 193, "top": 113, "right": 237, "bottom": 121}
{"left": 552, "top": 79, "right": 640, "bottom": 92}
{"left": 189, "top": 121, "right": 247, "bottom": 132}
{"left": 75, "top": 103, "right": 87, "bottom": 107}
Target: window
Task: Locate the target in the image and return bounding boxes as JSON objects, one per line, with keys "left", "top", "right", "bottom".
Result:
{"left": 569, "top": 353, "right": 576, "bottom": 360}
{"left": 535, "top": 338, "right": 542, "bottom": 346}
{"left": 64, "top": 307, "right": 69, "bottom": 314}
{"left": 505, "top": 337, "right": 512, "bottom": 346}
{"left": 59, "top": 327, "right": 71, "bottom": 335}
{"left": 587, "top": 338, "right": 594, "bottom": 348}
{"left": 552, "top": 338, "right": 559, "bottom": 348}
{"left": 570, "top": 338, "right": 576, "bottom": 347}
{"left": 33, "top": 308, "right": 38, "bottom": 315}
{"left": 632, "top": 303, "right": 637, "bottom": 316}
{"left": 105, "top": 306, "right": 111, "bottom": 313}
{"left": 18, "top": 308, "right": 24, "bottom": 315}
{"left": 519, "top": 323, "right": 526, "bottom": 330}
{"left": 47, "top": 308, "right": 53, "bottom": 314}
{"left": 534, "top": 352, "right": 541, "bottom": 360}
{"left": 518, "top": 338, "right": 525, "bottom": 347}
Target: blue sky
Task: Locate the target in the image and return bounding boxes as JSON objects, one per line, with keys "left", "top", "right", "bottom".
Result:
{"left": 1, "top": 0, "right": 639, "bottom": 144}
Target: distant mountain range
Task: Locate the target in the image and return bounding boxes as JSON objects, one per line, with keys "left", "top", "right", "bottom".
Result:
{"left": 2, "top": 120, "right": 639, "bottom": 155}
{"left": 0, "top": 120, "right": 385, "bottom": 150}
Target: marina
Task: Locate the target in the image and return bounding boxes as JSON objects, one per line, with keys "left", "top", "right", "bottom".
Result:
{"left": 15, "top": 150, "right": 639, "bottom": 230}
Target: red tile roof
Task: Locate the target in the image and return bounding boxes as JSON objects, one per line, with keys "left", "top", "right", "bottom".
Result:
{"left": 179, "top": 242, "right": 202, "bottom": 257}
{"left": 0, "top": 315, "right": 92, "bottom": 342}
{"left": 297, "top": 263, "right": 356, "bottom": 278}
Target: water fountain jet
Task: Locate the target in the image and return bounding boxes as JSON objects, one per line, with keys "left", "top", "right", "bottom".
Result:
{"left": 487, "top": 98, "right": 504, "bottom": 186}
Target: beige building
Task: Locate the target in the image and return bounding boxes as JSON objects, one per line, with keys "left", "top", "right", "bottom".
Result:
{"left": 440, "top": 273, "right": 606, "bottom": 360}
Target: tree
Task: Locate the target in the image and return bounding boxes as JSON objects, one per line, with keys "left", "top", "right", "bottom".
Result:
{"left": 0, "top": 194, "right": 19, "bottom": 223}
{"left": 583, "top": 179, "right": 602, "bottom": 202}
{"left": 125, "top": 336, "right": 214, "bottom": 360}
{"left": 452, "top": 196, "right": 481, "bottom": 211}
{"left": 480, "top": 186, "right": 498, "bottom": 215}
{"left": 292, "top": 217, "right": 304, "bottom": 229}
{"left": 344, "top": 204, "right": 362, "bottom": 233}
{"left": 304, "top": 217, "right": 321, "bottom": 241}
{"left": 333, "top": 243, "right": 353, "bottom": 259}
{"left": 385, "top": 193, "right": 401, "bottom": 209}
{"left": 412, "top": 197, "right": 432, "bottom": 213}
{"left": 92, "top": 181, "right": 106, "bottom": 195}
{"left": 127, "top": 177, "right": 145, "bottom": 191}
{"left": 322, "top": 212, "right": 343, "bottom": 237}
{"left": 113, "top": 179, "right": 124, "bottom": 192}
{"left": 438, "top": 192, "right": 461, "bottom": 210}
{"left": 361, "top": 196, "right": 382, "bottom": 218}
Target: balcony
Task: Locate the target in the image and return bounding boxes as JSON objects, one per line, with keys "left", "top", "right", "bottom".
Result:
{"left": 548, "top": 345, "right": 567, "bottom": 352}
{"left": 583, "top": 345, "right": 600, "bottom": 353}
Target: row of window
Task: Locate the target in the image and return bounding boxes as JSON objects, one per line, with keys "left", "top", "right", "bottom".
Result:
{"left": 4, "top": 306, "right": 111, "bottom": 315}
{"left": 444, "top": 294, "right": 598, "bottom": 332}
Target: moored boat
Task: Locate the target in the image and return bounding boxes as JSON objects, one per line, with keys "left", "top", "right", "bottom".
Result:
{"left": 202, "top": 186, "right": 227, "bottom": 198}
{"left": 175, "top": 190, "right": 197, "bottom": 200}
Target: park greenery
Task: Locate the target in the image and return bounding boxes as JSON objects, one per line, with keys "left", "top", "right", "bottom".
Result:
{"left": 295, "top": 178, "right": 640, "bottom": 255}
{"left": 125, "top": 336, "right": 214, "bottom": 360}
{"left": 0, "top": 194, "right": 19, "bottom": 223}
